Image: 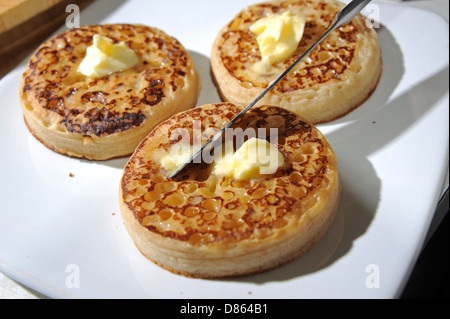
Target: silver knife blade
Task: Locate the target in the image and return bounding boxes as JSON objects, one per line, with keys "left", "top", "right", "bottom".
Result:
{"left": 169, "top": 0, "right": 372, "bottom": 178}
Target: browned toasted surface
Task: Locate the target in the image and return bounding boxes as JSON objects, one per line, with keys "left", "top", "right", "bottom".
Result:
{"left": 211, "top": 0, "right": 382, "bottom": 124}
{"left": 20, "top": 24, "right": 194, "bottom": 137}
{"left": 216, "top": 0, "right": 359, "bottom": 91}
{"left": 121, "top": 103, "right": 338, "bottom": 246}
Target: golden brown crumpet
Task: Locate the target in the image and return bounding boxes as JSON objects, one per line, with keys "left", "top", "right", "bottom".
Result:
{"left": 20, "top": 24, "right": 200, "bottom": 160}
{"left": 211, "top": 0, "right": 382, "bottom": 124}
{"left": 119, "top": 103, "right": 340, "bottom": 278}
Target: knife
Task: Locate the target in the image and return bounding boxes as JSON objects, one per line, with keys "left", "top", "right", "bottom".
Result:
{"left": 169, "top": 0, "right": 372, "bottom": 178}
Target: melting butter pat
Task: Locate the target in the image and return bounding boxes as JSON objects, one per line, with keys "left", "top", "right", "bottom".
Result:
{"left": 214, "top": 138, "right": 284, "bottom": 180}
{"left": 79, "top": 35, "right": 139, "bottom": 78}
{"left": 250, "top": 11, "right": 306, "bottom": 73}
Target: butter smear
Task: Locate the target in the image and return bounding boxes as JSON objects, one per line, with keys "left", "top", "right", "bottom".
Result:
{"left": 161, "top": 138, "right": 284, "bottom": 180}
{"left": 250, "top": 11, "right": 306, "bottom": 73}
{"left": 161, "top": 144, "right": 201, "bottom": 176}
{"left": 79, "top": 35, "right": 139, "bottom": 78}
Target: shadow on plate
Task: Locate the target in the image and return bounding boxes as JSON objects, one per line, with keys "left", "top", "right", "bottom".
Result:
{"left": 188, "top": 50, "right": 222, "bottom": 106}
{"left": 95, "top": 156, "right": 130, "bottom": 170}
{"left": 230, "top": 23, "right": 449, "bottom": 284}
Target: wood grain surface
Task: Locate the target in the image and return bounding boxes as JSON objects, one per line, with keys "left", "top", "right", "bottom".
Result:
{"left": 0, "top": 0, "right": 62, "bottom": 33}
{"left": 0, "top": 0, "right": 93, "bottom": 78}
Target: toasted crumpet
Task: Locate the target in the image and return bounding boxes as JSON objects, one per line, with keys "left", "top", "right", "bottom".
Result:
{"left": 20, "top": 24, "right": 200, "bottom": 160}
{"left": 211, "top": 0, "right": 382, "bottom": 124}
{"left": 119, "top": 102, "right": 340, "bottom": 278}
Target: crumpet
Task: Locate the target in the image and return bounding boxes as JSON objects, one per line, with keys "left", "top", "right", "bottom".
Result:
{"left": 20, "top": 24, "right": 200, "bottom": 160}
{"left": 119, "top": 102, "right": 340, "bottom": 278}
{"left": 211, "top": 0, "right": 382, "bottom": 124}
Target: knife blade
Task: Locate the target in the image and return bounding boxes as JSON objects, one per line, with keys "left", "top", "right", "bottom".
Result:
{"left": 169, "top": 0, "right": 372, "bottom": 178}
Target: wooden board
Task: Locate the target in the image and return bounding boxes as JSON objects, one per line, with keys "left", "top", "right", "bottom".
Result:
{"left": 0, "top": 0, "right": 93, "bottom": 78}
{"left": 0, "top": 0, "right": 62, "bottom": 33}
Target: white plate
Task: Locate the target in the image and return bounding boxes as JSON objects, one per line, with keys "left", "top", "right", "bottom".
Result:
{"left": 0, "top": 0, "right": 448, "bottom": 299}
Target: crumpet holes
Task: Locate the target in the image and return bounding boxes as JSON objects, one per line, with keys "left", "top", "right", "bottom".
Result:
{"left": 202, "top": 198, "right": 222, "bottom": 213}
{"left": 183, "top": 183, "right": 198, "bottom": 194}
{"left": 183, "top": 206, "right": 200, "bottom": 217}
{"left": 187, "top": 195, "right": 203, "bottom": 205}
{"left": 288, "top": 153, "right": 307, "bottom": 163}
{"left": 222, "top": 191, "right": 235, "bottom": 200}
{"left": 142, "top": 213, "right": 159, "bottom": 226}
{"left": 144, "top": 191, "right": 162, "bottom": 202}
{"left": 158, "top": 208, "right": 173, "bottom": 221}
{"left": 289, "top": 171, "right": 304, "bottom": 183}
{"left": 250, "top": 188, "right": 269, "bottom": 199}
{"left": 164, "top": 193, "right": 186, "bottom": 206}
{"left": 302, "top": 144, "right": 316, "bottom": 154}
